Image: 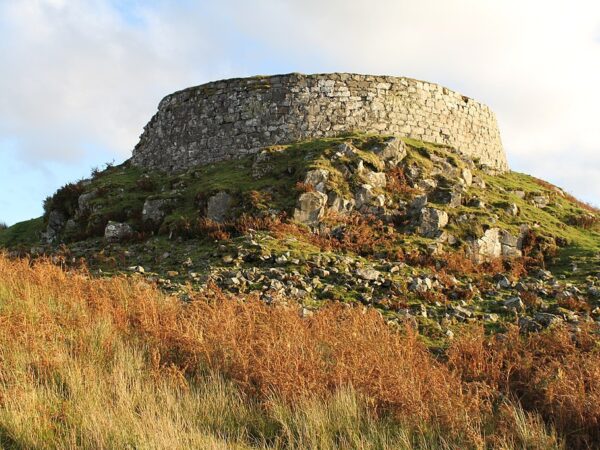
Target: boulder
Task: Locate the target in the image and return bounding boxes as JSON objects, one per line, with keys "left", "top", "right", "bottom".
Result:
{"left": 337, "top": 142, "right": 358, "bottom": 157}
{"left": 470, "top": 228, "right": 502, "bottom": 261}
{"left": 417, "top": 207, "right": 449, "bottom": 238}
{"left": 104, "top": 221, "right": 133, "bottom": 243}
{"left": 531, "top": 195, "right": 549, "bottom": 208}
{"left": 356, "top": 267, "right": 381, "bottom": 281}
{"left": 471, "top": 177, "right": 486, "bottom": 189}
{"left": 534, "top": 312, "right": 562, "bottom": 328}
{"left": 505, "top": 203, "right": 519, "bottom": 216}
{"left": 468, "top": 197, "right": 486, "bottom": 208}
{"left": 362, "top": 170, "right": 387, "bottom": 189}
{"left": 461, "top": 168, "right": 473, "bottom": 187}
{"left": 304, "top": 169, "right": 329, "bottom": 193}
{"left": 374, "top": 137, "right": 407, "bottom": 167}
{"left": 42, "top": 210, "right": 66, "bottom": 243}
{"left": 142, "top": 197, "right": 175, "bottom": 225}
{"left": 504, "top": 296, "right": 525, "bottom": 312}
{"left": 499, "top": 230, "right": 522, "bottom": 258}
{"left": 409, "top": 195, "right": 428, "bottom": 215}
{"left": 293, "top": 191, "right": 328, "bottom": 225}
{"left": 206, "top": 191, "right": 233, "bottom": 223}
{"left": 77, "top": 190, "right": 98, "bottom": 212}
{"left": 431, "top": 187, "right": 462, "bottom": 207}
{"left": 354, "top": 184, "right": 376, "bottom": 210}
{"left": 327, "top": 191, "right": 354, "bottom": 214}
{"left": 417, "top": 178, "right": 438, "bottom": 191}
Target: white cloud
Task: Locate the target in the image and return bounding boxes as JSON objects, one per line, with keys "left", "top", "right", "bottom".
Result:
{"left": 0, "top": 0, "right": 238, "bottom": 164}
{"left": 0, "top": 0, "right": 598, "bottom": 206}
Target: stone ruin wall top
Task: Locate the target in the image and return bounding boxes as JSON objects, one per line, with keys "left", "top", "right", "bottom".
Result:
{"left": 131, "top": 73, "right": 508, "bottom": 172}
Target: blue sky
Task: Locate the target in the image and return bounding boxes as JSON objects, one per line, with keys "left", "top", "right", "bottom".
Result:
{"left": 1, "top": 0, "right": 599, "bottom": 225}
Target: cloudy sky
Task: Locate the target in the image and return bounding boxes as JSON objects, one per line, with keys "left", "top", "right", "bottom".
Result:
{"left": 1, "top": 0, "right": 599, "bottom": 225}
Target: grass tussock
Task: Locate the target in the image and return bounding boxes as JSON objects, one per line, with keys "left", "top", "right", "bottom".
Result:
{"left": 2, "top": 254, "right": 600, "bottom": 448}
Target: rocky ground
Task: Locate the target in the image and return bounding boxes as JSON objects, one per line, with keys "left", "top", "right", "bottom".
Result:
{"left": 1, "top": 134, "right": 599, "bottom": 347}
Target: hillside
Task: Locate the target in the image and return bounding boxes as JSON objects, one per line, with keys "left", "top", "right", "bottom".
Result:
{"left": 1, "top": 133, "right": 600, "bottom": 448}
{"left": 1, "top": 134, "right": 599, "bottom": 347}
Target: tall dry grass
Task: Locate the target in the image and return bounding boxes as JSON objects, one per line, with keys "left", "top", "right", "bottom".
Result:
{"left": 1, "top": 254, "right": 592, "bottom": 448}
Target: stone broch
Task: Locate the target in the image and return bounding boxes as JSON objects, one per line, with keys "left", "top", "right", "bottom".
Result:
{"left": 131, "top": 73, "right": 508, "bottom": 173}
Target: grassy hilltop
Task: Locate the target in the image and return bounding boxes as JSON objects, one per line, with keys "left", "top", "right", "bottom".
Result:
{"left": 0, "top": 134, "right": 599, "bottom": 448}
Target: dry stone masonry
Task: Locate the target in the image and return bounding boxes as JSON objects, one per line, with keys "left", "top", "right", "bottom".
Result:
{"left": 131, "top": 73, "right": 508, "bottom": 172}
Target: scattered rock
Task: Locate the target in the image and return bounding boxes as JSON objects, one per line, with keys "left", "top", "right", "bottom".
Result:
{"left": 293, "top": 191, "right": 328, "bottom": 225}
{"left": 497, "top": 276, "right": 512, "bottom": 289}
{"left": 505, "top": 203, "right": 519, "bottom": 216}
{"left": 519, "top": 317, "right": 542, "bottom": 332}
{"left": 534, "top": 269, "right": 553, "bottom": 281}
{"left": 327, "top": 191, "right": 354, "bottom": 213}
{"left": 104, "top": 221, "right": 133, "bottom": 243}
{"left": 534, "top": 312, "right": 562, "bottom": 327}
{"left": 432, "top": 187, "right": 462, "bottom": 207}
{"left": 499, "top": 230, "right": 522, "bottom": 258}
{"left": 469, "top": 228, "right": 501, "bottom": 261}
{"left": 409, "top": 277, "right": 433, "bottom": 292}
{"left": 504, "top": 296, "right": 525, "bottom": 312}
{"left": 417, "top": 207, "right": 448, "bottom": 238}
{"left": 356, "top": 267, "right": 381, "bottom": 281}
{"left": 531, "top": 195, "right": 550, "bottom": 208}
{"left": 304, "top": 169, "right": 329, "bottom": 193}
{"left": 452, "top": 305, "right": 474, "bottom": 320}
{"left": 471, "top": 177, "right": 486, "bottom": 189}
{"left": 468, "top": 197, "right": 486, "bottom": 208}
{"left": 374, "top": 137, "right": 407, "bottom": 167}
{"left": 409, "top": 195, "right": 428, "bottom": 214}
{"left": 417, "top": 178, "right": 438, "bottom": 191}
{"left": 77, "top": 190, "right": 98, "bottom": 212}
{"left": 42, "top": 210, "right": 67, "bottom": 243}
{"left": 354, "top": 184, "right": 376, "bottom": 210}
{"left": 484, "top": 313, "right": 499, "bottom": 322}
{"left": 206, "top": 191, "right": 233, "bottom": 223}
{"left": 461, "top": 168, "right": 473, "bottom": 186}
{"left": 362, "top": 170, "right": 387, "bottom": 189}
{"left": 142, "top": 197, "right": 176, "bottom": 225}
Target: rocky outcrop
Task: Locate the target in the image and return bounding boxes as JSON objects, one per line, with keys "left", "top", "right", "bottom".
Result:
{"left": 373, "top": 137, "right": 407, "bottom": 167}
{"left": 142, "top": 198, "right": 176, "bottom": 225}
{"left": 304, "top": 169, "right": 330, "bottom": 193}
{"left": 206, "top": 192, "right": 233, "bottom": 223}
{"left": 42, "top": 210, "right": 66, "bottom": 243}
{"left": 104, "top": 221, "right": 133, "bottom": 243}
{"left": 293, "top": 191, "right": 328, "bottom": 225}
{"left": 469, "top": 228, "right": 523, "bottom": 262}
{"left": 417, "top": 208, "right": 449, "bottom": 238}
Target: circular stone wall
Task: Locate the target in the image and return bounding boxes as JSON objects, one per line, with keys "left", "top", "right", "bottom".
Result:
{"left": 131, "top": 73, "right": 507, "bottom": 172}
